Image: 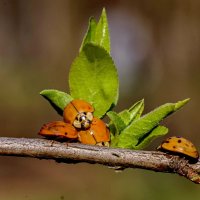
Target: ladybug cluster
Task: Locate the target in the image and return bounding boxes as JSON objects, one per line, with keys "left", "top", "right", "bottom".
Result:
{"left": 39, "top": 99, "right": 110, "bottom": 146}
{"left": 157, "top": 136, "right": 199, "bottom": 163}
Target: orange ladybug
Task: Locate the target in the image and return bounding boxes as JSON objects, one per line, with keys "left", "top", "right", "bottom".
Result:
{"left": 157, "top": 136, "right": 199, "bottom": 163}
{"left": 63, "top": 99, "right": 94, "bottom": 129}
{"left": 39, "top": 100, "right": 110, "bottom": 146}
{"left": 39, "top": 121, "right": 78, "bottom": 139}
{"left": 78, "top": 117, "right": 110, "bottom": 146}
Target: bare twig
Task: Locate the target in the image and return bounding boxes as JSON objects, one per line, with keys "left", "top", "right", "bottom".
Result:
{"left": 0, "top": 137, "right": 199, "bottom": 184}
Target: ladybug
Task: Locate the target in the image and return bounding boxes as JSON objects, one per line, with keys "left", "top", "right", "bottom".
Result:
{"left": 78, "top": 117, "right": 110, "bottom": 146}
{"left": 39, "top": 121, "right": 78, "bottom": 140}
{"left": 157, "top": 136, "right": 199, "bottom": 163}
{"left": 63, "top": 99, "right": 94, "bottom": 129}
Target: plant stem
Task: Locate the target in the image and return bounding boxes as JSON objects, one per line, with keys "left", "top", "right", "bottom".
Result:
{"left": 0, "top": 137, "right": 199, "bottom": 184}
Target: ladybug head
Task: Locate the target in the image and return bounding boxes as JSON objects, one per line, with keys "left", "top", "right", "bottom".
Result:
{"left": 73, "top": 112, "right": 93, "bottom": 129}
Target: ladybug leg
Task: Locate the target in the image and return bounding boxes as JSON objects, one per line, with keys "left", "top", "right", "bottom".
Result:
{"left": 95, "top": 141, "right": 110, "bottom": 147}
{"left": 42, "top": 139, "right": 56, "bottom": 147}
{"left": 44, "top": 138, "right": 57, "bottom": 147}
{"left": 49, "top": 136, "right": 62, "bottom": 147}
{"left": 50, "top": 139, "right": 55, "bottom": 147}
{"left": 90, "top": 131, "right": 98, "bottom": 144}
{"left": 48, "top": 137, "right": 72, "bottom": 147}
{"left": 96, "top": 142, "right": 103, "bottom": 146}
{"left": 103, "top": 141, "right": 110, "bottom": 147}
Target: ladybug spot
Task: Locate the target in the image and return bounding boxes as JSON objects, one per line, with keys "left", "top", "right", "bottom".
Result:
{"left": 178, "top": 139, "right": 182, "bottom": 143}
{"left": 164, "top": 141, "right": 170, "bottom": 143}
{"left": 173, "top": 146, "right": 176, "bottom": 149}
{"left": 65, "top": 132, "right": 68, "bottom": 135}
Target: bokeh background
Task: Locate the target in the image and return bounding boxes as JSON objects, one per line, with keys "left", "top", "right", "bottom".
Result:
{"left": 0, "top": 0, "right": 200, "bottom": 199}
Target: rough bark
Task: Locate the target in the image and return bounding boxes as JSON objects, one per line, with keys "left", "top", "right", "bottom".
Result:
{"left": 0, "top": 137, "right": 199, "bottom": 184}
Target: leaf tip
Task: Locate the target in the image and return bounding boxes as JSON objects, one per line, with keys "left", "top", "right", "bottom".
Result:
{"left": 183, "top": 98, "right": 190, "bottom": 104}
{"left": 102, "top": 7, "right": 106, "bottom": 15}
{"left": 39, "top": 89, "right": 47, "bottom": 96}
{"left": 175, "top": 98, "right": 190, "bottom": 111}
{"left": 137, "top": 98, "right": 144, "bottom": 107}
{"left": 89, "top": 16, "right": 96, "bottom": 24}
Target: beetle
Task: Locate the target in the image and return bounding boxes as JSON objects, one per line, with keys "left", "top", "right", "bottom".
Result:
{"left": 63, "top": 99, "right": 94, "bottom": 129}
{"left": 157, "top": 136, "right": 199, "bottom": 163}
{"left": 39, "top": 121, "right": 78, "bottom": 140}
{"left": 78, "top": 117, "right": 110, "bottom": 146}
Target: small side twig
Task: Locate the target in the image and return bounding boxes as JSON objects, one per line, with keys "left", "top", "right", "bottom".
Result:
{"left": 0, "top": 137, "right": 199, "bottom": 184}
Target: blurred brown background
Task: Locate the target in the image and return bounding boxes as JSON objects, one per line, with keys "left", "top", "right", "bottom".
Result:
{"left": 0, "top": 0, "right": 200, "bottom": 199}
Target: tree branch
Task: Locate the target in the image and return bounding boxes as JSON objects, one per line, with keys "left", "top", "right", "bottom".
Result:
{"left": 0, "top": 137, "right": 199, "bottom": 184}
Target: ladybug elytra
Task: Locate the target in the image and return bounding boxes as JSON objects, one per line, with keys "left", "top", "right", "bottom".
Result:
{"left": 39, "top": 99, "right": 110, "bottom": 146}
{"left": 157, "top": 136, "right": 199, "bottom": 163}
{"left": 39, "top": 121, "right": 78, "bottom": 139}
{"left": 63, "top": 99, "right": 94, "bottom": 129}
{"left": 78, "top": 117, "right": 110, "bottom": 146}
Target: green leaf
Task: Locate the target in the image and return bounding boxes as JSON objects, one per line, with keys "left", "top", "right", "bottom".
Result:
{"left": 69, "top": 43, "right": 119, "bottom": 118}
{"left": 116, "top": 98, "right": 190, "bottom": 149}
{"left": 79, "top": 8, "right": 110, "bottom": 53}
{"left": 134, "top": 126, "right": 168, "bottom": 150}
{"left": 107, "top": 111, "right": 126, "bottom": 134}
{"left": 108, "top": 100, "right": 144, "bottom": 146}
{"left": 40, "top": 89, "right": 73, "bottom": 115}
{"left": 95, "top": 8, "right": 110, "bottom": 53}
{"left": 128, "top": 99, "right": 144, "bottom": 120}
{"left": 107, "top": 110, "right": 127, "bottom": 147}
{"left": 80, "top": 17, "right": 97, "bottom": 52}
{"left": 119, "top": 99, "right": 144, "bottom": 125}
{"left": 117, "top": 110, "right": 132, "bottom": 126}
{"left": 108, "top": 99, "right": 144, "bottom": 140}
{"left": 111, "top": 132, "right": 138, "bottom": 148}
{"left": 175, "top": 98, "right": 190, "bottom": 110}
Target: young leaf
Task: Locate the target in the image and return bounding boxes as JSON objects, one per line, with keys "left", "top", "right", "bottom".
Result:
{"left": 107, "top": 111, "right": 126, "bottom": 134}
{"left": 79, "top": 8, "right": 110, "bottom": 53}
{"left": 116, "top": 98, "right": 189, "bottom": 149}
{"left": 128, "top": 99, "right": 144, "bottom": 121}
{"left": 111, "top": 132, "right": 138, "bottom": 148}
{"left": 134, "top": 126, "right": 168, "bottom": 150}
{"left": 40, "top": 89, "right": 73, "bottom": 115}
{"left": 119, "top": 99, "right": 144, "bottom": 125}
{"left": 175, "top": 98, "right": 190, "bottom": 110}
{"left": 117, "top": 110, "right": 132, "bottom": 126}
{"left": 69, "top": 43, "right": 119, "bottom": 118}
{"left": 95, "top": 8, "right": 110, "bottom": 53}
{"left": 80, "top": 17, "right": 97, "bottom": 52}
{"left": 108, "top": 99, "right": 144, "bottom": 138}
